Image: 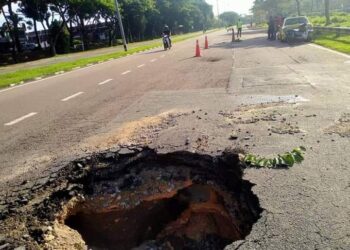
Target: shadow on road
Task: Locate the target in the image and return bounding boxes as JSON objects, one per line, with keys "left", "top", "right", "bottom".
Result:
{"left": 220, "top": 29, "right": 266, "bottom": 37}
{"left": 143, "top": 49, "right": 167, "bottom": 55}
{"left": 213, "top": 32, "right": 310, "bottom": 50}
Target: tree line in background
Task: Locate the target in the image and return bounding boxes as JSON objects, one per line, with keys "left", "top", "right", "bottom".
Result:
{"left": 251, "top": 0, "right": 350, "bottom": 25}
{"left": 218, "top": 11, "right": 239, "bottom": 27}
{"left": 0, "top": 0, "right": 215, "bottom": 62}
{"left": 218, "top": 11, "right": 253, "bottom": 28}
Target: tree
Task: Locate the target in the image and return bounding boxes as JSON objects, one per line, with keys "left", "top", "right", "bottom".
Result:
{"left": 150, "top": 0, "right": 213, "bottom": 34}
{"left": 2, "top": 0, "right": 22, "bottom": 53}
{"left": 295, "top": 0, "right": 301, "bottom": 16}
{"left": 47, "top": 0, "right": 71, "bottom": 55}
{"left": 1, "top": 2, "right": 17, "bottom": 62}
{"left": 325, "top": 0, "right": 330, "bottom": 25}
{"left": 251, "top": 0, "right": 326, "bottom": 23}
{"left": 98, "top": 0, "right": 118, "bottom": 46}
{"left": 19, "top": 0, "right": 49, "bottom": 49}
{"left": 0, "top": 0, "right": 24, "bottom": 62}
{"left": 68, "top": 0, "right": 95, "bottom": 49}
{"left": 2, "top": 0, "right": 215, "bottom": 59}
{"left": 119, "top": 0, "right": 155, "bottom": 42}
{"left": 219, "top": 11, "right": 240, "bottom": 27}
{"left": 49, "top": 20, "right": 70, "bottom": 54}
{"left": 197, "top": 0, "right": 214, "bottom": 31}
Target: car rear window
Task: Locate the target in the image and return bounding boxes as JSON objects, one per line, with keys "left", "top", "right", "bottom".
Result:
{"left": 285, "top": 17, "right": 308, "bottom": 26}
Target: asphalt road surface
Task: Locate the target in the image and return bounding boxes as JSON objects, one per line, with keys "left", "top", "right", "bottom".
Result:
{"left": 0, "top": 30, "right": 349, "bottom": 249}
{"left": 0, "top": 30, "right": 232, "bottom": 183}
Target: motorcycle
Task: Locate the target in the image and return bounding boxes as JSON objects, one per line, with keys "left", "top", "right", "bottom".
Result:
{"left": 163, "top": 35, "right": 171, "bottom": 50}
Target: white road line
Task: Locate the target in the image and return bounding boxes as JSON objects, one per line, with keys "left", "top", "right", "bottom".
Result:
{"left": 308, "top": 44, "right": 350, "bottom": 59}
{"left": 121, "top": 70, "right": 131, "bottom": 75}
{"left": 0, "top": 44, "right": 165, "bottom": 94}
{"left": 98, "top": 79, "right": 113, "bottom": 86}
{"left": 5, "top": 112, "right": 38, "bottom": 126}
{"left": 61, "top": 92, "right": 84, "bottom": 102}
{"left": 137, "top": 64, "right": 145, "bottom": 68}
{"left": 150, "top": 59, "right": 157, "bottom": 62}
{"left": 0, "top": 61, "right": 110, "bottom": 95}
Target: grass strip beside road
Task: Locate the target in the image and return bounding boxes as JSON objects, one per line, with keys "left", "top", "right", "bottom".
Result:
{"left": 309, "top": 12, "right": 350, "bottom": 28}
{"left": 313, "top": 34, "right": 350, "bottom": 54}
{"left": 0, "top": 31, "right": 211, "bottom": 89}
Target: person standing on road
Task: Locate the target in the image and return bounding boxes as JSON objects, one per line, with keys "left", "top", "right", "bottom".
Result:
{"left": 236, "top": 18, "right": 243, "bottom": 39}
{"left": 276, "top": 15, "right": 284, "bottom": 40}
{"left": 268, "top": 16, "right": 276, "bottom": 40}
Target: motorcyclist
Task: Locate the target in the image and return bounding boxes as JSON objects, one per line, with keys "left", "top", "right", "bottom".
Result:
{"left": 162, "top": 25, "right": 172, "bottom": 48}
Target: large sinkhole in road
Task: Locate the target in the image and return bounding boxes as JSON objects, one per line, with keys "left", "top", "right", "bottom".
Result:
{"left": 63, "top": 149, "right": 262, "bottom": 250}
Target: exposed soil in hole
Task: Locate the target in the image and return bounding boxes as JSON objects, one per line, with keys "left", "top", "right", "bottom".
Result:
{"left": 61, "top": 149, "right": 262, "bottom": 250}
{"left": 66, "top": 185, "right": 240, "bottom": 250}
{"left": 0, "top": 148, "right": 262, "bottom": 250}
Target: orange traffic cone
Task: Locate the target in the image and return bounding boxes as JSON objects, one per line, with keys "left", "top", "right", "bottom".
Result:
{"left": 204, "top": 36, "right": 209, "bottom": 49}
{"left": 195, "top": 40, "right": 201, "bottom": 57}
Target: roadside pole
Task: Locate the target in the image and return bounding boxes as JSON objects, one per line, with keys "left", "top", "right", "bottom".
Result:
{"left": 216, "top": 0, "right": 219, "bottom": 16}
{"left": 114, "top": 0, "right": 128, "bottom": 51}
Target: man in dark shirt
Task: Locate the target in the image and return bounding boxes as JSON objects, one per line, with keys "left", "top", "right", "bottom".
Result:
{"left": 268, "top": 16, "right": 276, "bottom": 40}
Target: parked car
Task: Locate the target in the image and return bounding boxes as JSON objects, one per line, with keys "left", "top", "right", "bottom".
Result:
{"left": 22, "top": 43, "right": 37, "bottom": 51}
{"left": 279, "top": 16, "right": 313, "bottom": 43}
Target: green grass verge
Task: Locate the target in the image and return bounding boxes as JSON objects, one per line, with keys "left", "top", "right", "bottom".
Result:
{"left": 0, "top": 31, "right": 213, "bottom": 89}
{"left": 309, "top": 12, "right": 350, "bottom": 27}
{"left": 313, "top": 33, "right": 350, "bottom": 54}
{"left": 255, "top": 23, "right": 268, "bottom": 29}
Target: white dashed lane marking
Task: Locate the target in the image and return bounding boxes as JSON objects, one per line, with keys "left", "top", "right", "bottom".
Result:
{"left": 4, "top": 112, "right": 38, "bottom": 126}
{"left": 61, "top": 92, "right": 84, "bottom": 102}
{"left": 150, "top": 59, "right": 157, "bottom": 63}
{"left": 121, "top": 70, "right": 131, "bottom": 75}
{"left": 137, "top": 64, "right": 145, "bottom": 68}
{"left": 98, "top": 79, "right": 113, "bottom": 86}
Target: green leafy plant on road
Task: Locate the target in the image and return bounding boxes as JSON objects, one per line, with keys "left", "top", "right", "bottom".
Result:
{"left": 243, "top": 146, "right": 306, "bottom": 169}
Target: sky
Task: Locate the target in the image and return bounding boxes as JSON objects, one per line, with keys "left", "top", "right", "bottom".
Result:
{"left": 206, "top": 0, "right": 254, "bottom": 16}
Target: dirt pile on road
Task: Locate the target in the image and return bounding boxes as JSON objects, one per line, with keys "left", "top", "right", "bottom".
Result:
{"left": 325, "top": 113, "right": 350, "bottom": 137}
